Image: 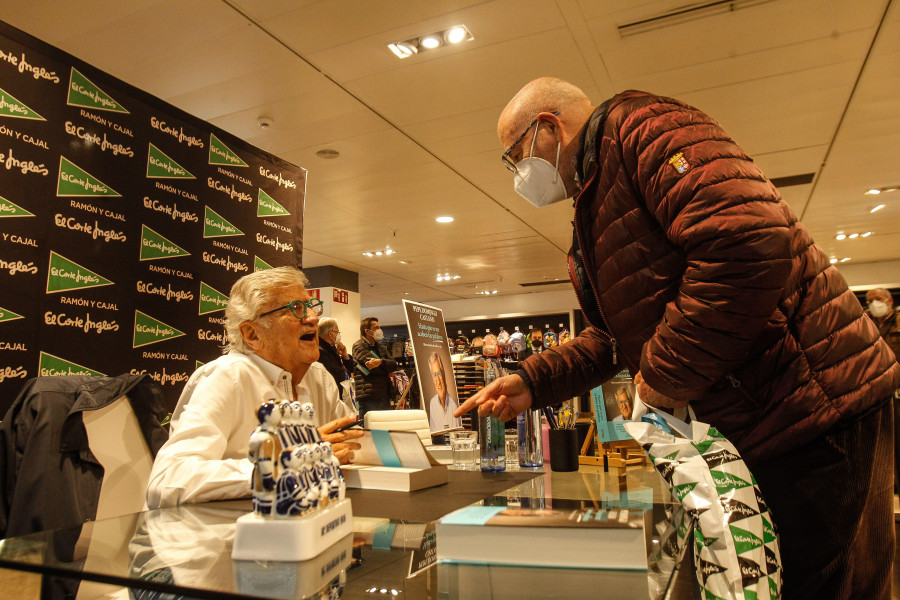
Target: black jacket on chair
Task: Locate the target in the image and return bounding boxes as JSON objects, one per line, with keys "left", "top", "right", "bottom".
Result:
{"left": 0, "top": 374, "right": 168, "bottom": 538}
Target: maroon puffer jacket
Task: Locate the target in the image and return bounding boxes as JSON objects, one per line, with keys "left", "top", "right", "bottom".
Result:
{"left": 521, "top": 91, "right": 900, "bottom": 465}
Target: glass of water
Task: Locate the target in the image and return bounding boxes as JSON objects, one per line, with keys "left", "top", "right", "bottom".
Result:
{"left": 449, "top": 430, "right": 477, "bottom": 470}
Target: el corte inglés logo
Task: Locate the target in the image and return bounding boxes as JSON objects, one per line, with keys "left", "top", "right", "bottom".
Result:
{"left": 39, "top": 351, "right": 105, "bottom": 377}
{"left": 0, "top": 305, "right": 24, "bottom": 322}
{"left": 57, "top": 156, "right": 121, "bottom": 197}
{"left": 199, "top": 281, "right": 228, "bottom": 315}
{"left": 710, "top": 470, "right": 751, "bottom": 495}
{"left": 254, "top": 255, "right": 274, "bottom": 271}
{"left": 204, "top": 206, "right": 243, "bottom": 238}
{"left": 729, "top": 524, "right": 763, "bottom": 555}
{"left": 0, "top": 86, "right": 45, "bottom": 120}
{"left": 46, "top": 251, "right": 113, "bottom": 293}
{"left": 257, "top": 188, "right": 290, "bottom": 217}
{"left": 195, "top": 360, "right": 205, "bottom": 370}
{"left": 0, "top": 195, "right": 35, "bottom": 217}
{"left": 209, "top": 133, "right": 248, "bottom": 167}
{"left": 67, "top": 68, "right": 129, "bottom": 114}
{"left": 147, "top": 143, "right": 195, "bottom": 179}
{"left": 140, "top": 224, "right": 190, "bottom": 261}
{"left": 133, "top": 310, "right": 185, "bottom": 348}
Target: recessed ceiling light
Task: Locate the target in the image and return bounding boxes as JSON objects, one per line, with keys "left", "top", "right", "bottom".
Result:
{"left": 840, "top": 257, "right": 851, "bottom": 262}
{"left": 445, "top": 26, "right": 469, "bottom": 44}
{"left": 871, "top": 204, "right": 885, "bottom": 213}
{"left": 848, "top": 233, "right": 859, "bottom": 239}
{"left": 835, "top": 234, "right": 846, "bottom": 240}
{"left": 387, "top": 41, "right": 417, "bottom": 58}
{"left": 436, "top": 216, "right": 454, "bottom": 223}
{"left": 399, "top": 260, "right": 408, "bottom": 264}
{"left": 829, "top": 258, "right": 838, "bottom": 264}
{"left": 862, "top": 231, "right": 872, "bottom": 237}
{"left": 866, "top": 189, "right": 881, "bottom": 195}
{"left": 316, "top": 149, "right": 340, "bottom": 159}
{"left": 420, "top": 35, "right": 441, "bottom": 49}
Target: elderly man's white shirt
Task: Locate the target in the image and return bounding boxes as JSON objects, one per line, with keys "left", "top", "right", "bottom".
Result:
{"left": 146, "top": 350, "right": 354, "bottom": 509}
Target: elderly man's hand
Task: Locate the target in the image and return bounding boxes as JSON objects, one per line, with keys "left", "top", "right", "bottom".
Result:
{"left": 454, "top": 373, "right": 532, "bottom": 422}
{"left": 317, "top": 414, "right": 364, "bottom": 464}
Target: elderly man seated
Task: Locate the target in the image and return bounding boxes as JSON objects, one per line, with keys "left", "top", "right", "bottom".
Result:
{"left": 147, "top": 267, "right": 362, "bottom": 508}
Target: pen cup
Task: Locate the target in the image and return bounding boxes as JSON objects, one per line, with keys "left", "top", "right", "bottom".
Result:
{"left": 548, "top": 428, "right": 579, "bottom": 472}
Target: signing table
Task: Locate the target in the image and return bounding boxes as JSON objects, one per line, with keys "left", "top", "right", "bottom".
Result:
{"left": 0, "top": 466, "right": 696, "bottom": 600}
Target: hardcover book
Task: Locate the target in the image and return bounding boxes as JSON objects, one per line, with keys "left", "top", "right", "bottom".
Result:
{"left": 436, "top": 502, "right": 650, "bottom": 570}
{"left": 341, "top": 429, "right": 448, "bottom": 492}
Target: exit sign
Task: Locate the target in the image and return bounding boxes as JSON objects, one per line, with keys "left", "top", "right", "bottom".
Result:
{"left": 333, "top": 289, "right": 349, "bottom": 304}
{"left": 307, "top": 288, "right": 321, "bottom": 300}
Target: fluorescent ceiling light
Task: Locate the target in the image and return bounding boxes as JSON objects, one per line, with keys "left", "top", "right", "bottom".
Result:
{"left": 436, "top": 216, "right": 454, "bottom": 223}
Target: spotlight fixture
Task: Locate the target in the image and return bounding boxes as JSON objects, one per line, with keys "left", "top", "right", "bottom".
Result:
{"left": 387, "top": 25, "right": 473, "bottom": 59}
{"left": 865, "top": 185, "right": 898, "bottom": 195}
{"left": 362, "top": 246, "right": 395, "bottom": 258}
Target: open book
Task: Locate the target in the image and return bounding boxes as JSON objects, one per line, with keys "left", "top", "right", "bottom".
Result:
{"left": 342, "top": 429, "right": 448, "bottom": 492}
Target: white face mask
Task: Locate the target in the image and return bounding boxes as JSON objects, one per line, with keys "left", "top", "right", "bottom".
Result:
{"left": 513, "top": 121, "right": 568, "bottom": 208}
{"left": 868, "top": 300, "right": 890, "bottom": 318}
{"left": 332, "top": 331, "right": 342, "bottom": 344}
{"left": 372, "top": 328, "right": 384, "bottom": 342}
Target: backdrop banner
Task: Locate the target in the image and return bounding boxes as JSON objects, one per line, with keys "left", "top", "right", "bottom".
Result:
{"left": 0, "top": 20, "right": 306, "bottom": 413}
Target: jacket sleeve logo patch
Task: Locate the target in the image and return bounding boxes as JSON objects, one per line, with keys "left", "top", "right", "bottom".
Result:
{"left": 668, "top": 152, "right": 691, "bottom": 174}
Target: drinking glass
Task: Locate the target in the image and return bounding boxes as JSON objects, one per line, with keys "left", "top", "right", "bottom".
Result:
{"left": 449, "top": 430, "right": 477, "bottom": 470}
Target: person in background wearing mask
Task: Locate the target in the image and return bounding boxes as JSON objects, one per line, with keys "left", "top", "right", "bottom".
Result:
{"left": 457, "top": 77, "right": 899, "bottom": 599}
{"left": 866, "top": 288, "right": 900, "bottom": 495}
{"left": 352, "top": 317, "right": 397, "bottom": 420}
{"left": 522, "top": 328, "right": 544, "bottom": 357}
{"left": 317, "top": 317, "right": 356, "bottom": 404}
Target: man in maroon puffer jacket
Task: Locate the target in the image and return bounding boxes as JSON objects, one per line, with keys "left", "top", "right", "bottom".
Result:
{"left": 457, "top": 77, "right": 900, "bottom": 599}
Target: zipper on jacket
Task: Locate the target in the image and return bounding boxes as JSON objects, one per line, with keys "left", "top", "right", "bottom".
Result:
{"left": 726, "top": 373, "right": 741, "bottom": 388}
{"left": 572, "top": 169, "right": 618, "bottom": 366}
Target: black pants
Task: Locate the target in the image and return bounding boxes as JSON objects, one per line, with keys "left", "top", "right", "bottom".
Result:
{"left": 752, "top": 401, "right": 894, "bottom": 599}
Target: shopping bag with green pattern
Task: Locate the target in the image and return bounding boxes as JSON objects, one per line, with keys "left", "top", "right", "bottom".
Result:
{"left": 623, "top": 399, "right": 782, "bottom": 600}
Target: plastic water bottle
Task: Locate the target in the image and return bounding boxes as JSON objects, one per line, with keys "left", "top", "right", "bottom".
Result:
{"left": 479, "top": 360, "right": 506, "bottom": 471}
{"left": 517, "top": 408, "right": 543, "bottom": 467}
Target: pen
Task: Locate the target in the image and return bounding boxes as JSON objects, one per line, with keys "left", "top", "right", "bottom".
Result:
{"left": 332, "top": 418, "right": 364, "bottom": 433}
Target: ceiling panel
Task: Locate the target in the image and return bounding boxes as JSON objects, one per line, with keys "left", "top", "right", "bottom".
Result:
{"left": 0, "top": 0, "right": 895, "bottom": 312}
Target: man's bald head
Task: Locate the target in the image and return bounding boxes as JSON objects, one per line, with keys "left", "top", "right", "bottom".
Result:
{"left": 498, "top": 77, "right": 594, "bottom": 144}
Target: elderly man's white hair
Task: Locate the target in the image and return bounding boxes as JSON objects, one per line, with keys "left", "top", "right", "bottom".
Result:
{"left": 224, "top": 266, "right": 309, "bottom": 353}
{"left": 318, "top": 317, "right": 339, "bottom": 338}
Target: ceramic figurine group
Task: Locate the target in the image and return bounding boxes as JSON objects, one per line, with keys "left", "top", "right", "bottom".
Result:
{"left": 248, "top": 399, "right": 345, "bottom": 518}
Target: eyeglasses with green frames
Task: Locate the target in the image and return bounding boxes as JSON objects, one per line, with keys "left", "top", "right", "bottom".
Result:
{"left": 257, "top": 298, "right": 324, "bottom": 320}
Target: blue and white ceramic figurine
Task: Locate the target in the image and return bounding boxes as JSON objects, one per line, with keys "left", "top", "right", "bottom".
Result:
{"left": 275, "top": 447, "right": 318, "bottom": 517}
{"left": 248, "top": 400, "right": 282, "bottom": 516}
{"left": 316, "top": 441, "right": 345, "bottom": 501}
{"left": 232, "top": 399, "right": 354, "bottom": 561}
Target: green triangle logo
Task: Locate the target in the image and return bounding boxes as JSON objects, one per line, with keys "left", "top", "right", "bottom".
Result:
{"left": 672, "top": 481, "right": 698, "bottom": 502}
{"left": 768, "top": 576, "right": 779, "bottom": 597}
{"left": 729, "top": 524, "right": 763, "bottom": 555}
{"left": 147, "top": 143, "right": 195, "bottom": 179}
{"left": 46, "top": 251, "right": 113, "bottom": 293}
{"left": 743, "top": 590, "right": 757, "bottom": 600}
{"left": 761, "top": 515, "right": 776, "bottom": 544}
{"left": 0, "top": 86, "right": 45, "bottom": 120}
{"left": 67, "top": 67, "right": 129, "bottom": 113}
{"left": 710, "top": 470, "right": 752, "bottom": 495}
{"left": 209, "top": 133, "right": 248, "bottom": 167}
{"left": 140, "top": 225, "right": 190, "bottom": 261}
{"left": 664, "top": 450, "right": 680, "bottom": 461}
{"left": 257, "top": 189, "right": 290, "bottom": 217}
{"left": 195, "top": 360, "right": 205, "bottom": 370}
{"left": 254, "top": 255, "right": 274, "bottom": 271}
{"left": 0, "top": 305, "right": 24, "bottom": 322}
{"left": 0, "top": 195, "right": 35, "bottom": 218}
{"left": 707, "top": 426, "right": 726, "bottom": 438}
{"left": 57, "top": 156, "right": 120, "bottom": 197}
{"left": 692, "top": 440, "right": 715, "bottom": 454}
{"left": 39, "top": 351, "right": 105, "bottom": 377}
{"left": 694, "top": 529, "right": 718, "bottom": 551}
{"left": 133, "top": 310, "right": 185, "bottom": 348}
{"left": 199, "top": 281, "right": 229, "bottom": 315}
{"left": 204, "top": 206, "right": 243, "bottom": 238}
